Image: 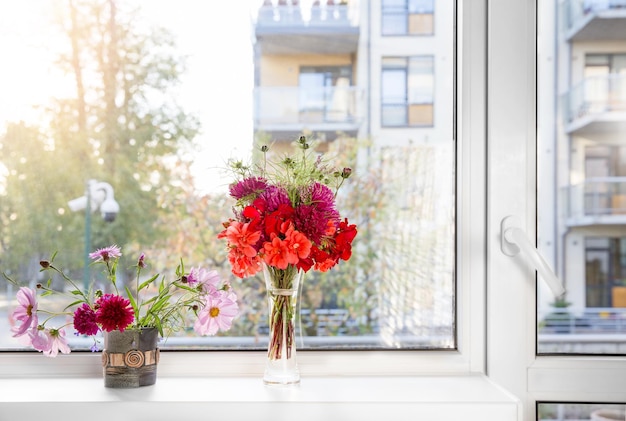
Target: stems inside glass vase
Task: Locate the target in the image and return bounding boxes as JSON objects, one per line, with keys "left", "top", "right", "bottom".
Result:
{"left": 263, "top": 264, "right": 303, "bottom": 385}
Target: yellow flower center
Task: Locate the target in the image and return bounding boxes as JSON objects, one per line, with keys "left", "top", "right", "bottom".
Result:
{"left": 209, "top": 307, "right": 220, "bottom": 318}
{"left": 26, "top": 304, "right": 33, "bottom": 317}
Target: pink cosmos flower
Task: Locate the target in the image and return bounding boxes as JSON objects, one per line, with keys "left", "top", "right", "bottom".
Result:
{"left": 187, "top": 267, "right": 222, "bottom": 293}
{"left": 94, "top": 294, "right": 134, "bottom": 332}
{"left": 42, "top": 328, "right": 71, "bottom": 357}
{"left": 193, "top": 293, "right": 239, "bottom": 336}
{"left": 11, "top": 287, "right": 38, "bottom": 337}
{"left": 29, "top": 327, "right": 52, "bottom": 352}
{"left": 73, "top": 303, "right": 99, "bottom": 336}
{"left": 89, "top": 245, "right": 122, "bottom": 262}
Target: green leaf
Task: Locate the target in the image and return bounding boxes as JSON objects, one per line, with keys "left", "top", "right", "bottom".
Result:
{"left": 138, "top": 274, "right": 159, "bottom": 292}
{"left": 125, "top": 286, "right": 138, "bottom": 318}
{"left": 63, "top": 300, "right": 85, "bottom": 311}
{"left": 70, "top": 289, "right": 83, "bottom": 295}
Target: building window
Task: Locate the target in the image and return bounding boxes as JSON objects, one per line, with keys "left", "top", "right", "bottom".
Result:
{"left": 381, "top": 56, "right": 434, "bottom": 127}
{"left": 298, "top": 66, "right": 353, "bottom": 123}
{"left": 381, "top": 0, "right": 434, "bottom": 36}
{"left": 585, "top": 237, "right": 626, "bottom": 308}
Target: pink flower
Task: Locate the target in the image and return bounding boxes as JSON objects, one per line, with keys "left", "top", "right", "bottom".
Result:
{"left": 193, "top": 293, "right": 239, "bottom": 336}
{"left": 95, "top": 294, "right": 134, "bottom": 332}
{"left": 73, "top": 304, "right": 99, "bottom": 336}
{"left": 29, "top": 327, "right": 52, "bottom": 352}
{"left": 11, "top": 287, "right": 38, "bottom": 337}
{"left": 89, "top": 245, "right": 122, "bottom": 262}
{"left": 188, "top": 267, "right": 222, "bottom": 293}
{"left": 42, "top": 328, "right": 71, "bottom": 357}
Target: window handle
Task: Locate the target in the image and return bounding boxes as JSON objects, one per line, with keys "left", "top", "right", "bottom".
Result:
{"left": 501, "top": 215, "right": 566, "bottom": 297}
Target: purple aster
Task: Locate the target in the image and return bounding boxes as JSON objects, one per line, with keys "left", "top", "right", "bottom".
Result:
{"left": 259, "top": 185, "right": 291, "bottom": 212}
{"left": 88, "top": 245, "right": 122, "bottom": 262}
{"left": 229, "top": 177, "right": 268, "bottom": 200}
{"left": 294, "top": 182, "right": 340, "bottom": 244}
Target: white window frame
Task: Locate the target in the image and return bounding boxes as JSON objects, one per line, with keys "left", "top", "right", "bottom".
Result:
{"left": 487, "top": 0, "right": 626, "bottom": 418}
{"left": 7, "top": 0, "right": 624, "bottom": 417}
{"left": 0, "top": 0, "right": 488, "bottom": 381}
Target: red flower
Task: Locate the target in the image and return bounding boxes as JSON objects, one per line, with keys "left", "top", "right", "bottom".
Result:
{"left": 219, "top": 220, "right": 262, "bottom": 257}
{"left": 73, "top": 303, "right": 99, "bottom": 336}
{"left": 263, "top": 234, "right": 292, "bottom": 269}
{"left": 334, "top": 219, "right": 358, "bottom": 261}
{"left": 94, "top": 294, "right": 134, "bottom": 332}
{"left": 285, "top": 228, "right": 312, "bottom": 261}
{"left": 228, "top": 248, "right": 262, "bottom": 278}
{"left": 264, "top": 204, "right": 295, "bottom": 238}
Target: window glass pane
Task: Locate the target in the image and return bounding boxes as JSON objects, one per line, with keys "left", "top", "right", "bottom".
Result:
{"left": 408, "top": 56, "right": 434, "bottom": 104}
{"left": 538, "top": 0, "right": 626, "bottom": 355}
{"left": 538, "top": 403, "right": 626, "bottom": 420}
{"left": 0, "top": 0, "right": 455, "bottom": 352}
{"left": 381, "top": 0, "right": 407, "bottom": 35}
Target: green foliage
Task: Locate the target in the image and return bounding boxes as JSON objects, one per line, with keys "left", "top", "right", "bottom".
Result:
{"left": 0, "top": 0, "right": 199, "bottom": 286}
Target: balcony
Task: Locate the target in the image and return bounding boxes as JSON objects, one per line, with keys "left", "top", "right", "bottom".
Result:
{"left": 253, "top": 85, "right": 361, "bottom": 141}
{"left": 560, "top": 0, "right": 626, "bottom": 41}
{"left": 254, "top": 3, "right": 359, "bottom": 54}
{"left": 562, "top": 74, "right": 626, "bottom": 135}
{"left": 561, "top": 177, "right": 626, "bottom": 226}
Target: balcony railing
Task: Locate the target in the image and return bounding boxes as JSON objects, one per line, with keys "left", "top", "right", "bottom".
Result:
{"left": 255, "top": 3, "right": 358, "bottom": 29}
{"left": 562, "top": 74, "right": 626, "bottom": 133}
{"left": 562, "top": 177, "right": 626, "bottom": 224}
{"left": 539, "top": 307, "right": 626, "bottom": 334}
{"left": 254, "top": 85, "right": 360, "bottom": 127}
{"left": 560, "top": 0, "right": 626, "bottom": 40}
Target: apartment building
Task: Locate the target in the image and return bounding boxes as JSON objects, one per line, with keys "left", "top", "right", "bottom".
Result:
{"left": 539, "top": 0, "right": 626, "bottom": 351}
{"left": 252, "top": 0, "right": 453, "bottom": 146}
{"left": 251, "top": 0, "right": 456, "bottom": 345}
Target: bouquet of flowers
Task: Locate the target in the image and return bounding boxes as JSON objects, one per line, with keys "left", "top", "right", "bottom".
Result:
{"left": 218, "top": 136, "right": 357, "bottom": 376}
{"left": 8, "top": 245, "right": 238, "bottom": 357}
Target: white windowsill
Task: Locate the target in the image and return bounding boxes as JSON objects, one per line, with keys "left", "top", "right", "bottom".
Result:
{"left": 0, "top": 373, "right": 520, "bottom": 421}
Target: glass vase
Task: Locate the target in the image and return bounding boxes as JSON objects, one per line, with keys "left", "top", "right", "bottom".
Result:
{"left": 262, "top": 263, "right": 304, "bottom": 386}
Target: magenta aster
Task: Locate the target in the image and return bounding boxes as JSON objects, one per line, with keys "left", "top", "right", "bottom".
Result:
{"left": 95, "top": 294, "right": 134, "bottom": 332}
{"left": 229, "top": 176, "right": 268, "bottom": 200}
{"left": 73, "top": 303, "right": 99, "bottom": 336}
{"left": 89, "top": 245, "right": 122, "bottom": 262}
{"left": 259, "top": 185, "right": 291, "bottom": 212}
{"left": 294, "top": 182, "right": 340, "bottom": 243}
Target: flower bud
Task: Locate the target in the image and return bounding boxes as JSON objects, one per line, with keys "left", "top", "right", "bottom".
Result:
{"left": 298, "top": 135, "right": 307, "bottom": 144}
{"left": 40, "top": 260, "right": 50, "bottom": 269}
{"left": 181, "top": 275, "right": 188, "bottom": 284}
{"left": 36, "top": 283, "right": 43, "bottom": 289}
{"left": 137, "top": 253, "right": 146, "bottom": 268}
{"left": 341, "top": 167, "right": 352, "bottom": 178}
{"left": 261, "top": 145, "right": 269, "bottom": 152}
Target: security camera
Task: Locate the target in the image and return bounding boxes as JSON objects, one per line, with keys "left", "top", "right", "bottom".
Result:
{"left": 68, "top": 180, "right": 120, "bottom": 223}
{"left": 100, "top": 197, "right": 120, "bottom": 223}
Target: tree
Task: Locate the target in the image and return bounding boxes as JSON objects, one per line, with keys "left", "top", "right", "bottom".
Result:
{"left": 0, "top": 0, "right": 200, "bottom": 285}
